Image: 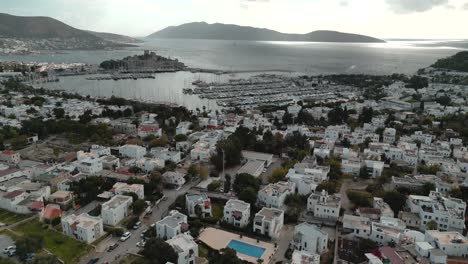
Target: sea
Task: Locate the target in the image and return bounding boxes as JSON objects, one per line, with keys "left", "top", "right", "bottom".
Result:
{"left": 1, "top": 38, "right": 467, "bottom": 110}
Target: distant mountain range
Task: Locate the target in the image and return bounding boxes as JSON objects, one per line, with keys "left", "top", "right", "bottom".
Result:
{"left": 148, "top": 22, "right": 385, "bottom": 43}
{"left": 86, "top": 31, "right": 143, "bottom": 44}
{"left": 0, "top": 13, "right": 140, "bottom": 51}
{"left": 430, "top": 51, "right": 468, "bottom": 72}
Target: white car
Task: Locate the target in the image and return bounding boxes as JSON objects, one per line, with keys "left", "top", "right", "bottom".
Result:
{"left": 3, "top": 246, "right": 15, "bottom": 254}
{"left": 136, "top": 240, "right": 146, "bottom": 247}
{"left": 120, "top": 231, "right": 131, "bottom": 242}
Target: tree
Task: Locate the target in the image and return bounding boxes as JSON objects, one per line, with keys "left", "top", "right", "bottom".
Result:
{"left": 53, "top": 108, "right": 65, "bottom": 119}
{"left": 233, "top": 173, "right": 260, "bottom": 194}
{"left": 174, "top": 134, "right": 188, "bottom": 142}
{"left": 422, "top": 182, "right": 436, "bottom": 196}
{"left": 187, "top": 164, "right": 199, "bottom": 178}
{"left": 31, "top": 255, "right": 61, "bottom": 264}
{"left": 436, "top": 95, "right": 451, "bottom": 106}
{"left": 426, "top": 220, "right": 438, "bottom": 230}
{"left": 347, "top": 190, "right": 372, "bottom": 207}
{"left": 207, "top": 180, "right": 221, "bottom": 192}
{"left": 316, "top": 180, "right": 340, "bottom": 194}
{"left": 383, "top": 191, "right": 407, "bottom": 216}
{"left": 224, "top": 174, "right": 231, "bottom": 193}
{"left": 239, "top": 187, "right": 257, "bottom": 204}
{"left": 132, "top": 199, "right": 147, "bottom": 215}
{"left": 199, "top": 166, "right": 209, "bottom": 180}
{"left": 141, "top": 238, "right": 178, "bottom": 264}
{"left": 359, "top": 107, "right": 374, "bottom": 124}
{"left": 405, "top": 75, "right": 428, "bottom": 90}
{"left": 282, "top": 112, "right": 293, "bottom": 125}
{"left": 128, "top": 166, "right": 143, "bottom": 174}
{"left": 15, "top": 234, "right": 43, "bottom": 260}
{"left": 359, "top": 166, "right": 371, "bottom": 179}
{"left": 268, "top": 167, "right": 288, "bottom": 183}
{"left": 208, "top": 248, "right": 243, "bottom": 264}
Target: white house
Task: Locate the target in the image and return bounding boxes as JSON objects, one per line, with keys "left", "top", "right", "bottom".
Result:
{"left": 156, "top": 210, "right": 188, "bottom": 240}
{"left": 307, "top": 190, "right": 341, "bottom": 221}
{"left": 162, "top": 171, "right": 186, "bottom": 188}
{"left": 257, "top": 181, "right": 295, "bottom": 208}
{"left": 137, "top": 124, "right": 162, "bottom": 138}
{"left": 291, "top": 250, "right": 320, "bottom": 264}
{"left": 186, "top": 193, "right": 212, "bottom": 218}
{"left": 383, "top": 128, "right": 396, "bottom": 144}
{"left": 61, "top": 213, "right": 104, "bottom": 243}
{"left": 90, "top": 145, "right": 111, "bottom": 157}
{"left": 112, "top": 182, "right": 145, "bottom": 200}
{"left": 292, "top": 223, "right": 328, "bottom": 254}
{"left": 342, "top": 214, "right": 371, "bottom": 239}
{"left": 176, "top": 121, "right": 192, "bottom": 135}
{"left": 237, "top": 161, "right": 264, "bottom": 178}
{"left": 363, "top": 160, "right": 384, "bottom": 178}
{"left": 101, "top": 195, "right": 133, "bottom": 226}
{"left": 241, "top": 150, "right": 273, "bottom": 167}
{"left": 223, "top": 199, "right": 251, "bottom": 228}
{"left": 253, "top": 207, "right": 284, "bottom": 239}
{"left": 341, "top": 158, "right": 361, "bottom": 176}
{"left": 407, "top": 191, "right": 466, "bottom": 232}
{"left": 425, "top": 230, "right": 468, "bottom": 258}
{"left": 0, "top": 150, "right": 20, "bottom": 164}
{"left": 76, "top": 157, "right": 103, "bottom": 175}
{"left": 166, "top": 233, "right": 198, "bottom": 264}
{"left": 136, "top": 157, "right": 165, "bottom": 172}
{"left": 119, "top": 144, "right": 147, "bottom": 159}
{"left": 151, "top": 148, "right": 182, "bottom": 163}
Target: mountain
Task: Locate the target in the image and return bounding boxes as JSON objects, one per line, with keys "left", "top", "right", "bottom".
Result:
{"left": 147, "top": 22, "right": 385, "bottom": 43}
{"left": 87, "top": 31, "right": 143, "bottom": 44}
{"left": 0, "top": 13, "right": 134, "bottom": 50}
{"left": 430, "top": 51, "right": 468, "bottom": 72}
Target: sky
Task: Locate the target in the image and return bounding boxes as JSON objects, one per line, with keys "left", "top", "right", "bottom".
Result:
{"left": 2, "top": 0, "right": 468, "bottom": 39}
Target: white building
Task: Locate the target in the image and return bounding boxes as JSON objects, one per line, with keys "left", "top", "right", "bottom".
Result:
{"left": 156, "top": 210, "right": 188, "bottom": 240}
{"left": 342, "top": 214, "right": 371, "bottom": 239}
{"left": 137, "top": 125, "right": 162, "bottom": 138}
{"left": 286, "top": 161, "right": 329, "bottom": 195}
{"left": 119, "top": 144, "right": 147, "bottom": 159}
{"left": 76, "top": 157, "right": 103, "bottom": 175}
{"left": 253, "top": 207, "right": 284, "bottom": 239}
{"left": 136, "top": 157, "right": 165, "bottom": 172}
{"left": 383, "top": 128, "right": 396, "bottom": 144}
{"left": 237, "top": 161, "right": 264, "bottom": 178}
{"left": 257, "top": 181, "right": 295, "bottom": 208}
{"left": 90, "top": 145, "right": 111, "bottom": 157}
{"left": 407, "top": 191, "right": 466, "bottom": 232}
{"left": 307, "top": 190, "right": 341, "bottom": 220}
{"left": 241, "top": 150, "right": 273, "bottom": 167}
{"left": 186, "top": 193, "right": 212, "bottom": 218}
{"left": 425, "top": 230, "right": 468, "bottom": 258}
{"left": 292, "top": 223, "right": 328, "bottom": 254}
{"left": 112, "top": 182, "right": 145, "bottom": 200}
{"left": 162, "top": 171, "right": 186, "bottom": 188}
{"left": 0, "top": 150, "right": 20, "bottom": 164}
{"left": 223, "top": 199, "right": 251, "bottom": 228}
{"left": 101, "top": 195, "right": 133, "bottom": 226}
{"left": 176, "top": 121, "right": 192, "bottom": 135}
{"left": 151, "top": 148, "right": 182, "bottom": 163}
{"left": 61, "top": 213, "right": 104, "bottom": 243}
{"left": 166, "top": 233, "right": 198, "bottom": 264}
{"left": 291, "top": 250, "right": 320, "bottom": 264}
{"left": 341, "top": 158, "right": 361, "bottom": 176}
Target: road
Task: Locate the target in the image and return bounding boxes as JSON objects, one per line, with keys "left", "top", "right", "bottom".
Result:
{"left": 80, "top": 179, "right": 200, "bottom": 264}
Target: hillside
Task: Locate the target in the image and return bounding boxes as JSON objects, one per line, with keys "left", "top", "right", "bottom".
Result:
{"left": 147, "top": 22, "right": 385, "bottom": 43}
{"left": 431, "top": 51, "right": 468, "bottom": 72}
{"left": 0, "top": 13, "right": 133, "bottom": 50}
{"left": 87, "top": 31, "right": 143, "bottom": 44}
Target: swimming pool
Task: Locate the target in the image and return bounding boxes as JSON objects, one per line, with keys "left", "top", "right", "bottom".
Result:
{"left": 226, "top": 239, "right": 266, "bottom": 259}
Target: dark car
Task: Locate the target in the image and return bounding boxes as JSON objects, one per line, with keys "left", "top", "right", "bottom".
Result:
{"left": 107, "top": 243, "right": 119, "bottom": 252}
{"left": 87, "top": 257, "right": 100, "bottom": 264}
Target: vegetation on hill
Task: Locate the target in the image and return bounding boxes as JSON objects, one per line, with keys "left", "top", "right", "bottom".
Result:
{"left": 431, "top": 51, "right": 468, "bottom": 72}
{"left": 148, "top": 22, "right": 385, "bottom": 43}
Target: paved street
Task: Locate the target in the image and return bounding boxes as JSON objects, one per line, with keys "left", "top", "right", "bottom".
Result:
{"left": 269, "top": 224, "right": 294, "bottom": 264}
{"left": 80, "top": 179, "right": 200, "bottom": 264}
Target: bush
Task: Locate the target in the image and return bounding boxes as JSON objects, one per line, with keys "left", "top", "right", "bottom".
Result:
{"left": 347, "top": 190, "right": 372, "bottom": 207}
{"left": 207, "top": 180, "right": 221, "bottom": 192}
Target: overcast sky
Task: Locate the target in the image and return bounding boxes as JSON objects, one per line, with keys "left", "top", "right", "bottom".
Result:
{"left": 2, "top": 0, "right": 468, "bottom": 39}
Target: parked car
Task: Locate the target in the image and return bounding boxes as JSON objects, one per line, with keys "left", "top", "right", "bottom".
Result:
{"left": 87, "top": 257, "right": 99, "bottom": 264}
{"left": 3, "top": 246, "right": 15, "bottom": 254}
{"left": 136, "top": 240, "right": 146, "bottom": 247}
{"left": 133, "top": 221, "right": 141, "bottom": 230}
{"left": 7, "top": 250, "right": 16, "bottom": 257}
{"left": 120, "top": 231, "right": 131, "bottom": 241}
{"left": 140, "top": 229, "right": 148, "bottom": 238}
{"left": 107, "top": 243, "right": 119, "bottom": 252}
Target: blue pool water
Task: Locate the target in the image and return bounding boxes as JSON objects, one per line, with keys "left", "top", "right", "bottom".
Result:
{"left": 226, "top": 239, "right": 266, "bottom": 259}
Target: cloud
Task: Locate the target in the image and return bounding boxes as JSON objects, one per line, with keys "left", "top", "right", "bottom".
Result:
{"left": 385, "top": 0, "right": 448, "bottom": 13}
{"left": 340, "top": 0, "right": 348, "bottom": 7}
{"left": 463, "top": 2, "right": 468, "bottom": 9}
